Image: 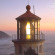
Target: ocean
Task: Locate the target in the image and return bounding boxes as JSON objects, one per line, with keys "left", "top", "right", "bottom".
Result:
{"left": 0, "top": 31, "right": 55, "bottom": 55}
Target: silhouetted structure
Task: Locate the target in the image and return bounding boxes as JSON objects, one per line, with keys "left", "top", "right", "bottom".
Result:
{"left": 12, "top": 5, "right": 45, "bottom": 55}
{"left": 24, "top": 47, "right": 38, "bottom": 55}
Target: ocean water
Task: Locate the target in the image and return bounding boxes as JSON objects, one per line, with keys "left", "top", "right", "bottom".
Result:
{"left": 44, "top": 31, "right": 55, "bottom": 55}
{"left": 0, "top": 38, "right": 15, "bottom": 55}
{"left": 0, "top": 31, "right": 55, "bottom": 55}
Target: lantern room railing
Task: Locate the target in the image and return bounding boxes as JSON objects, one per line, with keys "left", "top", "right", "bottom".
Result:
{"left": 12, "top": 33, "right": 45, "bottom": 40}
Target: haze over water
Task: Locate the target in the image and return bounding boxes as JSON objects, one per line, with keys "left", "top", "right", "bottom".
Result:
{"left": 0, "top": 31, "right": 55, "bottom": 55}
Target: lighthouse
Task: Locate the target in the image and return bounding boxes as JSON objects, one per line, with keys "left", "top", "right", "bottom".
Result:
{"left": 12, "top": 5, "right": 45, "bottom": 55}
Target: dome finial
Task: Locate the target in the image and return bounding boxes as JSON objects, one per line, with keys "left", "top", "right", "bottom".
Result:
{"left": 26, "top": 5, "right": 31, "bottom": 11}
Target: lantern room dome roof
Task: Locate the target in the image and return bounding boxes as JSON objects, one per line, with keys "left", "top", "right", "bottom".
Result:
{"left": 16, "top": 5, "right": 41, "bottom": 21}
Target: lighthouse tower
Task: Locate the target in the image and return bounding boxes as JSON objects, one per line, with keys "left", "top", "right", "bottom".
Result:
{"left": 12, "top": 5, "right": 45, "bottom": 55}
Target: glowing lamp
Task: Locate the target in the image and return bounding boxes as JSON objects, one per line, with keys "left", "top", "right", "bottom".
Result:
{"left": 26, "top": 22, "right": 31, "bottom": 39}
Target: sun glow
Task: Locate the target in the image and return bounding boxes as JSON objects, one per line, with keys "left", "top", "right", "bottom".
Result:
{"left": 26, "top": 22, "right": 31, "bottom": 39}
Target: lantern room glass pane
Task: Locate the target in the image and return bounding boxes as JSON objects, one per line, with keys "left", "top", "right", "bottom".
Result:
{"left": 38, "top": 34, "right": 40, "bottom": 39}
{"left": 20, "top": 21, "right": 26, "bottom": 39}
{"left": 26, "top": 21, "right": 35, "bottom": 40}
{"left": 38, "top": 21, "right": 40, "bottom": 28}
{"left": 30, "top": 21, "right": 35, "bottom": 39}
{"left": 35, "top": 35, "right": 37, "bottom": 39}
{"left": 35, "top": 29, "right": 37, "bottom": 34}
{"left": 35, "top": 21, "right": 37, "bottom": 28}
{"left": 30, "top": 21, "right": 35, "bottom": 29}
{"left": 38, "top": 28, "right": 40, "bottom": 34}
{"left": 31, "top": 21, "right": 34, "bottom": 27}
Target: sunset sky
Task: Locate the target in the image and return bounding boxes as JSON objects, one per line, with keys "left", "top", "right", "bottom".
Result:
{"left": 0, "top": 0, "right": 55, "bottom": 31}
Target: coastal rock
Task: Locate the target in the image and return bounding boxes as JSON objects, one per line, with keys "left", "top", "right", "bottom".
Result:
{"left": 0, "top": 31, "right": 10, "bottom": 39}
